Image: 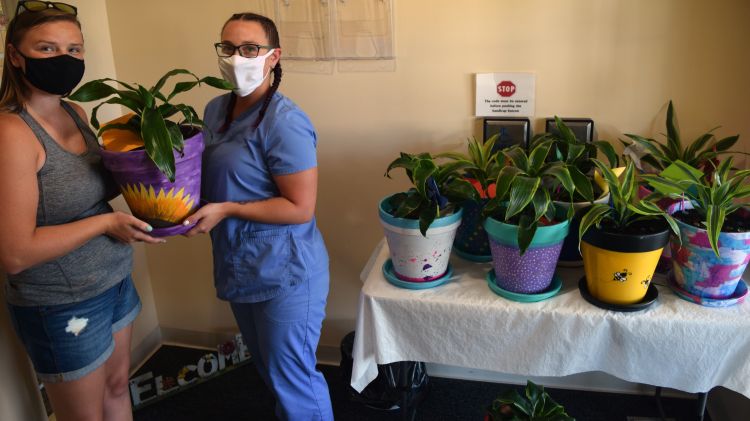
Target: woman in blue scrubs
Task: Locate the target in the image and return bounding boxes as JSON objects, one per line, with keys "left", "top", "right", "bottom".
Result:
{"left": 183, "top": 12, "right": 333, "bottom": 421}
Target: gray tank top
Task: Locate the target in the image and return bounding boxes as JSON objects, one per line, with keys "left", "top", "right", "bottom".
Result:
{"left": 5, "top": 102, "right": 133, "bottom": 306}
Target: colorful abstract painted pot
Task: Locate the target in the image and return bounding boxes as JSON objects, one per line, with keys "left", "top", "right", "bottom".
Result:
{"left": 379, "top": 195, "right": 462, "bottom": 282}
{"left": 581, "top": 222, "right": 670, "bottom": 305}
{"left": 555, "top": 193, "right": 610, "bottom": 267}
{"left": 484, "top": 217, "right": 569, "bottom": 294}
{"left": 670, "top": 208, "right": 750, "bottom": 300}
{"left": 100, "top": 132, "right": 204, "bottom": 237}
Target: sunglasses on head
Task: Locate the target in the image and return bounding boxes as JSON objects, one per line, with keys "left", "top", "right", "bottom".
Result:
{"left": 15, "top": 1, "right": 78, "bottom": 17}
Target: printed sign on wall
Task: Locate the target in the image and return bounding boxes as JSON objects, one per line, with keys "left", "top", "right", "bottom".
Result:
{"left": 475, "top": 73, "right": 535, "bottom": 117}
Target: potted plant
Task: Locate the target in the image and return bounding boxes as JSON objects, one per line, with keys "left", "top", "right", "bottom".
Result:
{"left": 434, "top": 134, "right": 501, "bottom": 261}
{"left": 622, "top": 100, "right": 741, "bottom": 177}
{"left": 531, "top": 117, "right": 620, "bottom": 266}
{"left": 578, "top": 159, "right": 679, "bottom": 306}
{"left": 380, "top": 152, "right": 475, "bottom": 285}
{"left": 481, "top": 139, "right": 574, "bottom": 295}
{"left": 69, "top": 69, "right": 232, "bottom": 236}
{"left": 641, "top": 157, "right": 750, "bottom": 305}
{"left": 485, "top": 380, "right": 575, "bottom": 421}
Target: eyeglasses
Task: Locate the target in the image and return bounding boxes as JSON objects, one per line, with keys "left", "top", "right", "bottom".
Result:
{"left": 15, "top": 1, "right": 78, "bottom": 17}
{"left": 214, "top": 42, "right": 274, "bottom": 59}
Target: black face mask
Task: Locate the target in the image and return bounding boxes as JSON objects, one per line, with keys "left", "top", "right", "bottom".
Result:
{"left": 19, "top": 52, "right": 85, "bottom": 96}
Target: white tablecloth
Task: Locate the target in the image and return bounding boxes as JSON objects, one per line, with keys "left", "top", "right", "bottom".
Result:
{"left": 351, "top": 240, "right": 750, "bottom": 397}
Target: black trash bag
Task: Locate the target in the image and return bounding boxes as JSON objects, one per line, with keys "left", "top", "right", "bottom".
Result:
{"left": 340, "top": 331, "right": 429, "bottom": 411}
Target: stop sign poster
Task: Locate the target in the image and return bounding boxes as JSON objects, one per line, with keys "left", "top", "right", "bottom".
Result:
{"left": 475, "top": 72, "right": 535, "bottom": 117}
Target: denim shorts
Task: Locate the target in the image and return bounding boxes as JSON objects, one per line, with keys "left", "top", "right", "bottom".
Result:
{"left": 6, "top": 275, "right": 141, "bottom": 383}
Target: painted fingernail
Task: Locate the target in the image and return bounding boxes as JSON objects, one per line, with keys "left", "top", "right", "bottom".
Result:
{"left": 145, "top": 224, "right": 153, "bottom": 232}
{"left": 183, "top": 220, "right": 191, "bottom": 226}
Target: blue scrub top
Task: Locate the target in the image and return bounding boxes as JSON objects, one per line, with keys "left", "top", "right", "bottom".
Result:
{"left": 202, "top": 92, "right": 329, "bottom": 303}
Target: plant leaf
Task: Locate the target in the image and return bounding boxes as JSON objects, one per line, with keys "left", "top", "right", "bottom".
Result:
{"left": 506, "top": 176, "right": 540, "bottom": 219}
{"left": 142, "top": 105, "right": 176, "bottom": 181}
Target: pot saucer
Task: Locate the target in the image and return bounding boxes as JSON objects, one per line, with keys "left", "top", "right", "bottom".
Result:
{"left": 578, "top": 277, "right": 658, "bottom": 312}
{"left": 485, "top": 269, "right": 562, "bottom": 302}
{"left": 382, "top": 259, "right": 454, "bottom": 290}
{"left": 667, "top": 272, "right": 748, "bottom": 308}
{"left": 452, "top": 246, "right": 493, "bottom": 263}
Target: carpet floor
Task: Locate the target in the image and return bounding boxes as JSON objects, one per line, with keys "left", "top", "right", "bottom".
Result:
{"left": 130, "top": 345, "right": 708, "bottom": 421}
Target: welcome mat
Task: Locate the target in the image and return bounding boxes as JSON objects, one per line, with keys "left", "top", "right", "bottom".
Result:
{"left": 129, "top": 335, "right": 252, "bottom": 410}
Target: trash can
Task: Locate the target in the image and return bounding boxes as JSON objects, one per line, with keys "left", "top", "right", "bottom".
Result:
{"left": 340, "top": 331, "right": 429, "bottom": 412}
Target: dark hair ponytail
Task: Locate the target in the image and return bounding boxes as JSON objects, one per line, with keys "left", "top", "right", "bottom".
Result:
{"left": 253, "top": 63, "right": 282, "bottom": 128}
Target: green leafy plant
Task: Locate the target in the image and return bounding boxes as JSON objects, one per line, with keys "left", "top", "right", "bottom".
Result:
{"left": 531, "top": 116, "right": 620, "bottom": 203}
{"left": 578, "top": 158, "right": 679, "bottom": 249}
{"left": 483, "top": 139, "right": 576, "bottom": 254}
{"left": 384, "top": 152, "right": 475, "bottom": 236}
{"left": 622, "top": 100, "right": 742, "bottom": 174}
{"left": 641, "top": 157, "right": 750, "bottom": 256}
{"left": 69, "top": 69, "right": 233, "bottom": 181}
{"left": 485, "top": 380, "right": 575, "bottom": 421}
{"left": 434, "top": 134, "right": 502, "bottom": 201}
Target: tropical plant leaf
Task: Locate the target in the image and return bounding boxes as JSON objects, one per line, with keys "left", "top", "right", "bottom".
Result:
{"left": 578, "top": 203, "right": 611, "bottom": 249}
{"left": 506, "top": 176, "right": 540, "bottom": 219}
{"left": 568, "top": 166, "right": 594, "bottom": 202}
{"left": 151, "top": 69, "right": 196, "bottom": 96}
{"left": 418, "top": 202, "right": 439, "bottom": 237}
{"left": 142, "top": 105, "right": 176, "bottom": 181}
{"left": 594, "top": 140, "right": 618, "bottom": 167}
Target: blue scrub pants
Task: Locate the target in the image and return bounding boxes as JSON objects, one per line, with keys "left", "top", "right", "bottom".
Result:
{"left": 231, "top": 271, "right": 333, "bottom": 421}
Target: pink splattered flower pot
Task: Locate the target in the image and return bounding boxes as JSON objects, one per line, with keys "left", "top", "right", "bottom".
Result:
{"left": 379, "top": 195, "right": 462, "bottom": 282}
{"left": 671, "top": 208, "right": 750, "bottom": 300}
{"left": 484, "top": 216, "right": 569, "bottom": 294}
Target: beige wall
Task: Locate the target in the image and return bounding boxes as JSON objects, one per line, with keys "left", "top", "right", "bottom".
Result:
{"left": 100, "top": 0, "right": 750, "bottom": 350}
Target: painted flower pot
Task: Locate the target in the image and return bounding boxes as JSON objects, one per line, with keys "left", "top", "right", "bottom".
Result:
{"left": 484, "top": 217, "right": 569, "bottom": 294}
{"left": 379, "top": 195, "right": 462, "bottom": 282}
{"left": 555, "top": 193, "right": 610, "bottom": 267}
{"left": 453, "top": 179, "right": 496, "bottom": 262}
{"left": 100, "top": 132, "right": 204, "bottom": 237}
{"left": 581, "top": 222, "right": 670, "bottom": 305}
{"left": 453, "top": 199, "right": 492, "bottom": 261}
{"left": 670, "top": 207, "right": 750, "bottom": 300}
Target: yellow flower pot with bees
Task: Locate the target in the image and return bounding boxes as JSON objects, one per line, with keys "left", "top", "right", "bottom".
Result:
{"left": 581, "top": 222, "right": 670, "bottom": 305}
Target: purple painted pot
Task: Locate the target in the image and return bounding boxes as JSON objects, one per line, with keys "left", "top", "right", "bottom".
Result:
{"left": 484, "top": 217, "right": 569, "bottom": 294}
{"left": 100, "top": 132, "right": 204, "bottom": 237}
{"left": 671, "top": 207, "right": 750, "bottom": 300}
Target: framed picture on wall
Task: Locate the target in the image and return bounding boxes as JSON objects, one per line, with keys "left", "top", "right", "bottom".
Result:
{"left": 544, "top": 118, "right": 595, "bottom": 143}
{"left": 482, "top": 117, "right": 531, "bottom": 152}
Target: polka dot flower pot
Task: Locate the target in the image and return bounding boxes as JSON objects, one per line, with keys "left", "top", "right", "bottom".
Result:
{"left": 379, "top": 195, "right": 462, "bottom": 282}
{"left": 484, "top": 216, "right": 569, "bottom": 294}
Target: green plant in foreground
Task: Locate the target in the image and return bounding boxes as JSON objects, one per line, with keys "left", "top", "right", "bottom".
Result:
{"left": 483, "top": 139, "right": 576, "bottom": 255}
{"left": 641, "top": 156, "right": 750, "bottom": 256}
{"left": 384, "top": 152, "right": 475, "bottom": 236}
{"left": 70, "top": 69, "right": 233, "bottom": 181}
{"left": 622, "top": 100, "right": 742, "bottom": 173}
{"left": 434, "top": 134, "right": 502, "bottom": 201}
{"left": 531, "top": 116, "right": 620, "bottom": 202}
{"left": 485, "top": 380, "right": 575, "bottom": 421}
{"left": 578, "top": 159, "right": 679, "bottom": 249}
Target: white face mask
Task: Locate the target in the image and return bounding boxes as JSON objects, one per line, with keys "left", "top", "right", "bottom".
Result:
{"left": 218, "top": 49, "right": 275, "bottom": 97}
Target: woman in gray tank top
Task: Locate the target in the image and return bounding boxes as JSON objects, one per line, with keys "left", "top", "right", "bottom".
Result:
{"left": 0, "top": 4, "right": 163, "bottom": 421}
